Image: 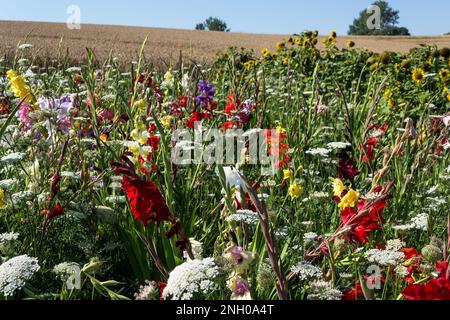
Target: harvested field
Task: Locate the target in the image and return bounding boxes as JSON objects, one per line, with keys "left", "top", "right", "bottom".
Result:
{"left": 1, "top": 20, "right": 449, "bottom": 66}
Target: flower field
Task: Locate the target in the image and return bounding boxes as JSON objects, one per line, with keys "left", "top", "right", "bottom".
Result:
{"left": 0, "top": 30, "right": 450, "bottom": 301}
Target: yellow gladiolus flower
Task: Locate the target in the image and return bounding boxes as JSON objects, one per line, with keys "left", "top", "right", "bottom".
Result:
{"left": 6, "top": 70, "right": 32, "bottom": 102}
{"left": 283, "top": 169, "right": 293, "bottom": 181}
{"left": 161, "top": 115, "right": 174, "bottom": 128}
{"left": 332, "top": 178, "right": 347, "bottom": 197}
{"left": 338, "top": 189, "right": 360, "bottom": 210}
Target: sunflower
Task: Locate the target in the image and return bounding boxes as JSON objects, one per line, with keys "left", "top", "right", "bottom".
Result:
{"left": 261, "top": 48, "right": 270, "bottom": 58}
{"left": 244, "top": 60, "right": 254, "bottom": 69}
{"left": 330, "top": 30, "right": 337, "bottom": 39}
{"left": 347, "top": 40, "right": 355, "bottom": 48}
{"left": 439, "top": 68, "right": 449, "bottom": 81}
{"left": 294, "top": 37, "right": 301, "bottom": 45}
{"left": 276, "top": 42, "right": 285, "bottom": 51}
{"left": 412, "top": 68, "right": 425, "bottom": 83}
{"left": 302, "top": 39, "right": 310, "bottom": 49}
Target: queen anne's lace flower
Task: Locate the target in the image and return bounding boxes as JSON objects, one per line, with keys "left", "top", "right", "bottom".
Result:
{"left": 162, "top": 258, "right": 221, "bottom": 300}
{"left": 0, "top": 232, "right": 19, "bottom": 256}
{"left": 0, "top": 255, "right": 40, "bottom": 296}
{"left": 0, "top": 152, "right": 25, "bottom": 163}
{"left": 365, "top": 239, "right": 405, "bottom": 266}
{"left": 307, "top": 280, "right": 342, "bottom": 300}
{"left": 410, "top": 212, "right": 428, "bottom": 231}
{"left": 305, "top": 147, "right": 331, "bottom": 157}
{"left": 291, "top": 261, "right": 322, "bottom": 281}
{"left": 226, "top": 210, "right": 259, "bottom": 225}
{"left": 327, "top": 142, "right": 351, "bottom": 150}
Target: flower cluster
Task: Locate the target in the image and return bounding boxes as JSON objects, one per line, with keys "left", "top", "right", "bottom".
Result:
{"left": 162, "top": 258, "right": 221, "bottom": 300}
{"left": 0, "top": 255, "right": 40, "bottom": 296}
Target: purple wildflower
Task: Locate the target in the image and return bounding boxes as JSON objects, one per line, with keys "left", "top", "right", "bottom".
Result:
{"left": 195, "top": 80, "right": 215, "bottom": 107}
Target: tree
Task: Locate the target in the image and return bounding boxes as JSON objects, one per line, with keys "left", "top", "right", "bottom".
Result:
{"left": 348, "top": 1, "right": 410, "bottom": 36}
{"left": 195, "top": 23, "right": 205, "bottom": 31}
{"left": 195, "top": 17, "right": 230, "bottom": 32}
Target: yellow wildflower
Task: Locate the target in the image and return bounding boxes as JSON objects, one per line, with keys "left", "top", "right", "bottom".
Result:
{"left": 262, "top": 48, "right": 270, "bottom": 58}
{"left": 412, "top": 68, "right": 425, "bottom": 84}
{"left": 439, "top": 68, "right": 449, "bottom": 81}
{"left": 332, "top": 178, "right": 347, "bottom": 197}
{"left": 288, "top": 182, "right": 302, "bottom": 199}
{"left": 276, "top": 42, "right": 285, "bottom": 51}
{"left": 161, "top": 115, "right": 174, "bottom": 128}
{"left": 244, "top": 60, "right": 254, "bottom": 69}
{"left": 302, "top": 39, "right": 310, "bottom": 49}
{"left": 100, "top": 133, "right": 108, "bottom": 143}
{"left": 6, "top": 70, "right": 32, "bottom": 102}
{"left": 338, "top": 189, "right": 360, "bottom": 210}
{"left": 283, "top": 169, "right": 293, "bottom": 181}
{"left": 276, "top": 122, "right": 286, "bottom": 134}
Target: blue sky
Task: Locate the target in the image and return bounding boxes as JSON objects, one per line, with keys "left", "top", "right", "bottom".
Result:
{"left": 0, "top": 0, "right": 448, "bottom": 35}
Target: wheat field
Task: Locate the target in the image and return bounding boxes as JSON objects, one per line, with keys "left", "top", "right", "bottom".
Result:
{"left": 1, "top": 20, "right": 449, "bottom": 66}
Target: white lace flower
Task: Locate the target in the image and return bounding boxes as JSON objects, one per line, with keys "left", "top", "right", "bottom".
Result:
{"left": 0, "top": 152, "right": 25, "bottom": 163}
{"left": 307, "top": 280, "right": 342, "bottom": 300}
{"left": 0, "top": 179, "right": 19, "bottom": 190}
{"left": 162, "top": 258, "right": 221, "bottom": 300}
{"left": 365, "top": 240, "right": 405, "bottom": 267}
{"left": 291, "top": 261, "right": 322, "bottom": 281}
{"left": 0, "top": 255, "right": 40, "bottom": 296}
{"left": 305, "top": 148, "right": 331, "bottom": 157}
{"left": 226, "top": 210, "right": 259, "bottom": 226}
{"left": 303, "top": 232, "right": 318, "bottom": 242}
{"left": 327, "top": 142, "right": 351, "bottom": 150}
{"left": 410, "top": 212, "right": 428, "bottom": 231}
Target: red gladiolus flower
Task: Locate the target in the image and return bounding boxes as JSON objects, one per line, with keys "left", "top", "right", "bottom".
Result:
{"left": 342, "top": 283, "right": 364, "bottom": 300}
{"left": 338, "top": 185, "right": 392, "bottom": 244}
{"left": 402, "top": 262, "right": 450, "bottom": 300}
{"left": 48, "top": 203, "right": 65, "bottom": 219}
{"left": 122, "top": 176, "right": 171, "bottom": 226}
{"left": 265, "top": 130, "right": 291, "bottom": 169}
{"left": 157, "top": 282, "right": 167, "bottom": 301}
{"left": 186, "top": 112, "right": 210, "bottom": 129}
